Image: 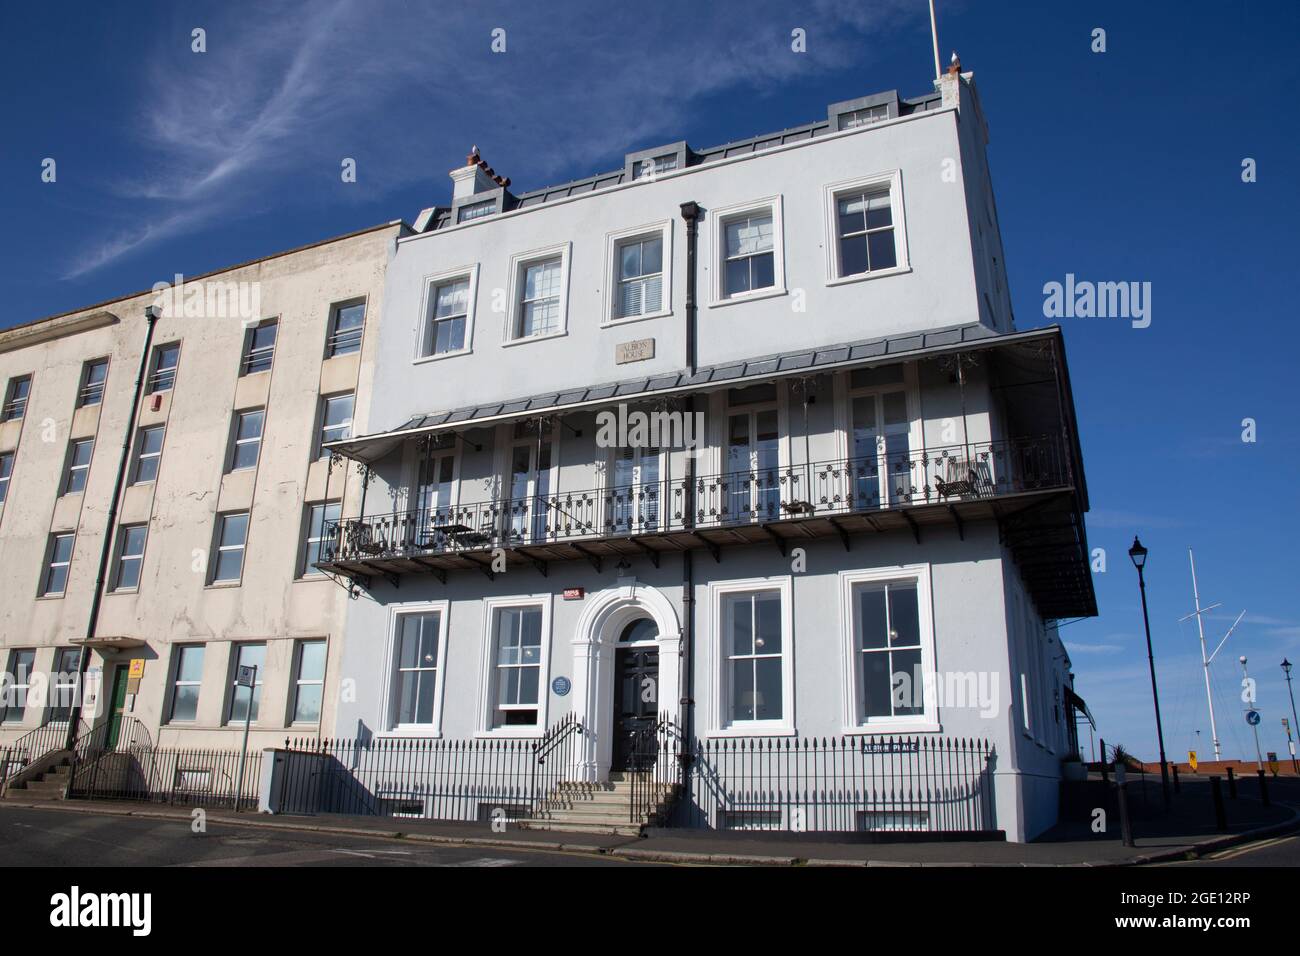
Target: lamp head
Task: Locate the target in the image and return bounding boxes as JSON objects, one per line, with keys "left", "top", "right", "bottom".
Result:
{"left": 1128, "top": 536, "right": 1148, "bottom": 569}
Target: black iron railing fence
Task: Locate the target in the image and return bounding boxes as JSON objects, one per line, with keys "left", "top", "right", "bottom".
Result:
{"left": 0, "top": 719, "right": 86, "bottom": 795}
{"left": 270, "top": 712, "right": 586, "bottom": 821}
{"left": 627, "top": 714, "right": 685, "bottom": 824}
{"left": 30, "top": 712, "right": 996, "bottom": 832}
{"left": 65, "top": 717, "right": 260, "bottom": 810}
{"left": 321, "top": 436, "right": 1067, "bottom": 564}
{"left": 264, "top": 720, "right": 993, "bottom": 834}
{"left": 681, "top": 734, "right": 996, "bottom": 833}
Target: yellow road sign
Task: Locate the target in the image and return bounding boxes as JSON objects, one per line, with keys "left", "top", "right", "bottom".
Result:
{"left": 128, "top": 658, "right": 145, "bottom": 679}
{"left": 1188, "top": 751, "right": 1198, "bottom": 771}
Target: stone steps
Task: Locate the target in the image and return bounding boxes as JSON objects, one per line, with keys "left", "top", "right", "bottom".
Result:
{"left": 2, "top": 756, "right": 72, "bottom": 801}
{"left": 521, "top": 778, "right": 678, "bottom": 836}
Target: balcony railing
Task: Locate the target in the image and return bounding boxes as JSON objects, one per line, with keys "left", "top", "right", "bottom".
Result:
{"left": 321, "top": 435, "right": 1069, "bottom": 566}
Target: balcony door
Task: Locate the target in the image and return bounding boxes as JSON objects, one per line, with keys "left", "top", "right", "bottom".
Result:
{"left": 609, "top": 445, "right": 661, "bottom": 534}
{"left": 506, "top": 423, "right": 553, "bottom": 542}
{"left": 849, "top": 384, "right": 911, "bottom": 508}
{"left": 417, "top": 450, "right": 456, "bottom": 516}
{"left": 726, "top": 387, "right": 781, "bottom": 523}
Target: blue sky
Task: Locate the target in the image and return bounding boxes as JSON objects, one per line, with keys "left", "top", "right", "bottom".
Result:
{"left": 2, "top": 1, "right": 1297, "bottom": 764}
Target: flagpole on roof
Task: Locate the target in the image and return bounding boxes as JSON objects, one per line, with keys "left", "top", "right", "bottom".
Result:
{"left": 928, "top": 0, "right": 942, "bottom": 80}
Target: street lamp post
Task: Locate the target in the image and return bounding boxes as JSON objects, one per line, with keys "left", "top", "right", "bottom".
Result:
{"left": 1283, "top": 659, "right": 1299, "bottom": 774}
{"left": 1129, "top": 536, "right": 1171, "bottom": 809}
{"left": 1241, "top": 656, "right": 1263, "bottom": 772}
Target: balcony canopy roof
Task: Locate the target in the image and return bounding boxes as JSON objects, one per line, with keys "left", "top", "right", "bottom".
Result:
{"left": 327, "top": 323, "right": 1081, "bottom": 475}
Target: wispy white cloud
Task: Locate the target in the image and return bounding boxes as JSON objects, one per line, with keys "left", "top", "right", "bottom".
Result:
{"left": 1064, "top": 641, "right": 1124, "bottom": 655}
{"left": 63, "top": 0, "right": 925, "bottom": 278}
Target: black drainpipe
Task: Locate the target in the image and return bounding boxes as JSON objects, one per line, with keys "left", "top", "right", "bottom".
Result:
{"left": 678, "top": 201, "right": 700, "bottom": 795}
{"left": 64, "top": 305, "right": 160, "bottom": 750}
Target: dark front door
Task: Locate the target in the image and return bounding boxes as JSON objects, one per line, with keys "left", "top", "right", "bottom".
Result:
{"left": 612, "top": 645, "right": 659, "bottom": 770}
{"left": 104, "top": 667, "right": 130, "bottom": 749}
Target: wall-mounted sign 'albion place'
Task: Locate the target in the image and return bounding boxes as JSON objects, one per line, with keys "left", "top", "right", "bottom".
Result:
{"left": 615, "top": 338, "right": 654, "bottom": 364}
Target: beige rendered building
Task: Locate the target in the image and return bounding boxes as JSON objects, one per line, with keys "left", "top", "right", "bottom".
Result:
{"left": 0, "top": 221, "right": 406, "bottom": 757}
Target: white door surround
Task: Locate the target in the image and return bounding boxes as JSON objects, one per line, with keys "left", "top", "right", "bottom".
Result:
{"left": 570, "top": 580, "right": 682, "bottom": 781}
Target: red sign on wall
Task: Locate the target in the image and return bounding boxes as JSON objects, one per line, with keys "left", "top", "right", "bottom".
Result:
{"left": 562, "top": 587, "right": 585, "bottom": 601}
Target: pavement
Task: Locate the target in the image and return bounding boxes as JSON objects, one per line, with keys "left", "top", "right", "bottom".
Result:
{"left": 2, "top": 773, "right": 1297, "bottom": 867}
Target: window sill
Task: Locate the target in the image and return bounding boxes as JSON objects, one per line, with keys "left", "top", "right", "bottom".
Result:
{"left": 36, "top": 594, "right": 66, "bottom": 601}
{"left": 386, "top": 727, "right": 443, "bottom": 738}
{"left": 842, "top": 721, "right": 941, "bottom": 736}
{"left": 502, "top": 329, "right": 568, "bottom": 348}
{"left": 205, "top": 581, "right": 242, "bottom": 590}
{"left": 601, "top": 310, "right": 672, "bottom": 329}
{"left": 825, "top": 264, "right": 912, "bottom": 288}
{"left": 108, "top": 588, "right": 139, "bottom": 596}
{"left": 707, "top": 287, "right": 788, "bottom": 309}
{"left": 474, "top": 727, "right": 545, "bottom": 739}
{"left": 706, "top": 724, "right": 796, "bottom": 738}
{"left": 413, "top": 348, "right": 473, "bottom": 365}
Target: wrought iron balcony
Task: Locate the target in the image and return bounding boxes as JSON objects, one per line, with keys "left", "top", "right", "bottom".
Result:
{"left": 318, "top": 435, "right": 1077, "bottom": 583}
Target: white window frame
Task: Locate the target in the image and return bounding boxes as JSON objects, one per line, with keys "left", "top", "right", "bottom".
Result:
{"left": 168, "top": 644, "right": 205, "bottom": 723}
{"left": 708, "top": 196, "right": 787, "bottom": 308}
{"left": 325, "top": 298, "right": 366, "bottom": 358}
{"left": 0, "top": 450, "right": 13, "bottom": 505}
{"left": 380, "top": 602, "right": 451, "bottom": 735}
{"left": 603, "top": 221, "right": 673, "bottom": 326}
{"left": 240, "top": 320, "right": 278, "bottom": 376}
{"left": 228, "top": 408, "right": 264, "bottom": 473}
{"left": 476, "top": 595, "right": 553, "bottom": 737}
{"left": 78, "top": 358, "right": 109, "bottom": 407}
{"left": 317, "top": 392, "right": 354, "bottom": 459}
{"left": 837, "top": 564, "right": 939, "bottom": 735}
{"left": 225, "top": 642, "right": 266, "bottom": 726}
{"left": 706, "top": 576, "right": 795, "bottom": 737}
{"left": 49, "top": 646, "right": 81, "bottom": 722}
{"left": 300, "top": 500, "right": 341, "bottom": 577}
{"left": 290, "top": 639, "right": 328, "bottom": 726}
{"left": 822, "top": 169, "right": 910, "bottom": 286}
{"left": 415, "top": 264, "right": 478, "bottom": 362}
{"left": 112, "top": 523, "right": 148, "bottom": 592}
{"left": 209, "top": 512, "right": 248, "bottom": 585}
{"left": 147, "top": 343, "right": 180, "bottom": 394}
{"left": 2, "top": 649, "right": 36, "bottom": 723}
{"left": 504, "top": 243, "right": 571, "bottom": 344}
{"left": 131, "top": 425, "right": 164, "bottom": 485}
{"left": 61, "top": 437, "right": 93, "bottom": 496}
{"left": 2, "top": 375, "right": 32, "bottom": 421}
{"left": 41, "top": 532, "right": 75, "bottom": 597}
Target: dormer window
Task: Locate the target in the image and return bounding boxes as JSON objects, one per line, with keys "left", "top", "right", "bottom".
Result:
{"left": 624, "top": 141, "right": 689, "bottom": 183}
{"left": 457, "top": 198, "right": 497, "bottom": 223}
{"left": 840, "top": 104, "right": 889, "bottom": 128}
{"left": 634, "top": 154, "right": 678, "bottom": 179}
{"left": 828, "top": 93, "right": 899, "bottom": 132}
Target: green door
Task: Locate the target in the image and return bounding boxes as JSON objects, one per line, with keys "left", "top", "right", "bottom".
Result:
{"left": 105, "top": 667, "right": 130, "bottom": 749}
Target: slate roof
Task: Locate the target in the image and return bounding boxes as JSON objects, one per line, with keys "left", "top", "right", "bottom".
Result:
{"left": 327, "top": 322, "right": 1045, "bottom": 463}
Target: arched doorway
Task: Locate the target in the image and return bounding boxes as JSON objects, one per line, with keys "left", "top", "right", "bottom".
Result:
{"left": 612, "top": 618, "right": 659, "bottom": 770}
{"left": 570, "top": 582, "right": 682, "bottom": 781}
